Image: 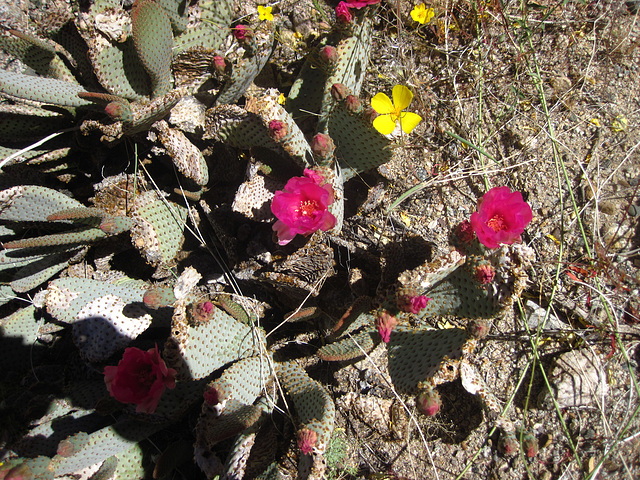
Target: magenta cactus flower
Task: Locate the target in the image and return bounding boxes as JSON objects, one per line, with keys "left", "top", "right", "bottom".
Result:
{"left": 104, "top": 345, "right": 176, "bottom": 414}
{"left": 271, "top": 169, "right": 336, "bottom": 245}
{"left": 346, "top": 0, "right": 380, "bottom": 8}
{"left": 335, "top": 2, "right": 353, "bottom": 22}
{"left": 470, "top": 186, "right": 532, "bottom": 249}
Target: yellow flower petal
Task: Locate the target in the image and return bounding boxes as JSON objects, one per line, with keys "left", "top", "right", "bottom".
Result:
{"left": 373, "top": 114, "right": 397, "bottom": 135}
{"left": 371, "top": 92, "right": 395, "bottom": 114}
{"left": 392, "top": 85, "right": 413, "bottom": 111}
{"left": 258, "top": 5, "right": 273, "bottom": 21}
{"left": 411, "top": 4, "right": 427, "bottom": 24}
{"left": 399, "top": 111, "right": 422, "bottom": 134}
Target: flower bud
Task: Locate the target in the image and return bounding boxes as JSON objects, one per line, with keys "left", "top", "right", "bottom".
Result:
{"left": 522, "top": 432, "right": 539, "bottom": 458}
{"left": 212, "top": 55, "right": 227, "bottom": 76}
{"left": 416, "top": 388, "right": 441, "bottom": 416}
{"left": 331, "top": 83, "right": 349, "bottom": 101}
{"left": 297, "top": 428, "right": 318, "bottom": 455}
{"left": 310, "top": 133, "right": 335, "bottom": 161}
{"left": 499, "top": 432, "right": 519, "bottom": 455}
{"left": 362, "top": 106, "right": 379, "bottom": 125}
{"left": 318, "top": 45, "right": 338, "bottom": 66}
{"left": 454, "top": 220, "right": 475, "bottom": 244}
{"left": 268, "top": 119, "right": 288, "bottom": 142}
{"left": 375, "top": 310, "right": 397, "bottom": 343}
{"left": 474, "top": 264, "right": 495, "bottom": 284}
{"left": 233, "top": 24, "right": 250, "bottom": 41}
{"left": 467, "top": 319, "right": 490, "bottom": 339}
{"left": 345, "top": 94, "right": 362, "bottom": 114}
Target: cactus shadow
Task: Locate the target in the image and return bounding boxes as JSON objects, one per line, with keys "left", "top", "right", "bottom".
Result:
{"left": 432, "top": 380, "right": 484, "bottom": 444}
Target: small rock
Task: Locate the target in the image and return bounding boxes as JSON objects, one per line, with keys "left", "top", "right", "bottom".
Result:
{"left": 525, "top": 300, "right": 567, "bottom": 330}
{"left": 539, "top": 349, "right": 608, "bottom": 408}
{"left": 597, "top": 201, "right": 616, "bottom": 215}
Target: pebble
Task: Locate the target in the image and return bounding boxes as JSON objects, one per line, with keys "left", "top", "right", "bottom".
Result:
{"left": 539, "top": 349, "right": 609, "bottom": 408}
{"left": 597, "top": 201, "right": 616, "bottom": 215}
{"left": 628, "top": 204, "right": 640, "bottom": 217}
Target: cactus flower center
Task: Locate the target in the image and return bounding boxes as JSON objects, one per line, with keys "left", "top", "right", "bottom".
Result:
{"left": 486, "top": 214, "right": 507, "bottom": 232}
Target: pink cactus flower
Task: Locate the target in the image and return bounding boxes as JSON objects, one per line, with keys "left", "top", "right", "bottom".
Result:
{"left": 375, "top": 310, "right": 398, "bottom": 343}
{"left": 335, "top": 1, "right": 353, "bottom": 22}
{"left": 346, "top": 0, "right": 380, "bottom": 8}
{"left": 470, "top": 186, "right": 532, "bottom": 249}
{"left": 104, "top": 345, "right": 176, "bottom": 414}
{"left": 271, "top": 169, "right": 336, "bottom": 245}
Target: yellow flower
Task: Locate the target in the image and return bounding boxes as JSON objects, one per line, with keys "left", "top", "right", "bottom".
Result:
{"left": 258, "top": 5, "right": 274, "bottom": 21}
{"left": 411, "top": 3, "right": 435, "bottom": 24}
{"left": 370, "top": 85, "right": 422, "bottom": 135}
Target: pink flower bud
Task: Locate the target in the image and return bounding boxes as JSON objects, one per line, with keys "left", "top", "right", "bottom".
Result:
{"left": 268, "top": 119, "right": 288, "bottom": 141}
{"left": 233, "top": 24, "right": 249, "bottom": 41}
{"left": 318, "top": 45, "right": 338, "bottom": 66}
{"left": 310, "top": 133, "right": 335, "bottom": 160}
{"left": 375, "top": 310, "right": 397, "bottom": 343}
{"left": 474, "top": 264, "right": 495, "bottom": 284}
{"left": 331, "top": 83, "right": 349, "bottom": 101}
{"left": 345, "top": 94, "right": 362, "bottom": 114}
{"left": 499, "top": 432, "right": 518, "bottom": 455}
{"left": 297, "top": 428, "right": 317, "bottom": 455}
{"left": 454, "top": 220, "right": 475, "bottom": 244}
{"left": 522, "top": 432, "right": 538, "bottom": 458}
{"left": 212, "top": 55, "right": 227, "bottom": 75}
{"left": 362, "top": 106, "right": 379, "bottom": 124}
{"left": 397, "top": 289, "right": 430, "bottom": 314}
{"left": 466, "top": 319, "right": 490, "bottom": 339}
{"left": 416, "top": 388, "right": 441, "bottom": 416}
{"left": 203, "top": 386, "right": 220, "bottom": 406}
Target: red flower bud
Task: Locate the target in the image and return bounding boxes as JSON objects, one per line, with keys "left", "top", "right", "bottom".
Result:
{"left": 268, "top": 119, "right": 288, "bottom": 141}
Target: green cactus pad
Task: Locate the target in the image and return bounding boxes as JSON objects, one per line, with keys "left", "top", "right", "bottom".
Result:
{"left": 0, "top": 70, "right": 92, "bottom": 107}
{"left": 317, "top": 328, "right": 378, "bottom": 362}
{"left": 204, "top": 104, "right": 281, "bottom": 151}
{"left": 45, "top": 276, "right": 151, "bottom": 325}
{"left": 165, "top": 301, "right": 264, "bottom": 380}
{"left": 2, "top": 228, "right": 107, "bottom": 249}
{"left": 172, "top": 0, "right": 233, "bottom": 55}
{"left": 387, "top": 327, "right": 468, "bottom": 394}
{"left": 0, "top": 305, "right": 43, "bottom": 372}
{"left": 328, "top": 102, "right": 392, "bottom": 180}
{"left": 49, "top": 419, "right": 163, "bottom": 476}
{"left": 216, "top": 24, "right": 276, "bottom": 105}
{"left": 277, "top": 361, "right": 335, "bottom": 454}
{"left": 130, "top": 190, "right": 188, "bottom": 266}
{"left": 0, "top": 104, "right": 74, "bottom": 142}
{"left": 0, "top": 185, "right": 85, "bottom": 222}
{"left": 245, "top": 90, "right": 315, "bottom": 168}
{"left": 131, "top": 0, "right": 174, "bottom": 98}
{"left": 10, "top": 247, "right": 85, "bottom": 293}
{"left": 207, "top": 355, "right": 274, "bottom": 409}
